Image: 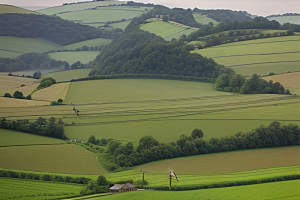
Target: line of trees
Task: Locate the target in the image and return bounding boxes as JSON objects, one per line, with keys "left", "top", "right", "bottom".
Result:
{"left": 215, "top": 73, "right": 291, "bottom": 94}
{"left": 4, "top": 91, "right": 31, "bottom": 100}
{"left": 0, "top": 117, "right": 66, "bottom": 139}
{"left": 98, "top": 122, "right": 300, "bottom": 171}
{"left": 0, "top": 13, "right": 119, "bottom": 45}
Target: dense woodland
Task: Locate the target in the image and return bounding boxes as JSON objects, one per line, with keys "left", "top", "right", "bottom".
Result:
{"left": 193, "top": 9, "right": 252, "bottom": 22}
{"left": 0, "top": 13, "right": 121, "bottom": 45}
{"left": 0, "top": 117, "right": 66, "bottom": 139}
{"left": 89, "top": 122, "right": 300, "bottom": 171}
{"left": 215, "top": 73, "right": 291, "bottom": 94}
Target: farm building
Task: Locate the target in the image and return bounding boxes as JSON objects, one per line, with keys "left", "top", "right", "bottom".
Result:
{"left": 109, "top": 183, "right": 137, "bottom": 194}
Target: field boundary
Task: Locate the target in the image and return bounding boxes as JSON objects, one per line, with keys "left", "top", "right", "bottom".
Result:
{"left": 227, "top": 60, "right": 300, "bottom": 67}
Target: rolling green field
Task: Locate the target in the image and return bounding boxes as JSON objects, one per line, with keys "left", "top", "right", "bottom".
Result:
{"left": 193, "top": 35, "right": 300, "bottom": 76}
{"left": 62, "top": 38, "right": 113, "bottom": 50}
{"left": 0, "top": 144, "right": 107, "bottom": 175}
{"left": 140, "top": 20, "right": 197, "bottom": 41}
{"left": 48, "top": 51, "right": 101, "bottom": 64}
{"left": 38, "top": 1, "right": 128, "bottom": 15}
{"left": 267, "top": 16, "right": 300, "bottom": 25}
{"left": 193, "top": 14, "right": 219, "bottom": 25}
{"left": 0, "top": 177, "right": 85, "bottom": 200}
{"left": 0, "top": 36, "right": 62, "bottom": 58}
{"left": 88, "top": 179, "right": 300, "bottom": 200}
{"left": 0, "top": 129, "right": 66, "bottom": 146}
{"left": 56, "top": 6, "right": 151, "bottom": 25}
{"left": 43, "top": 68, "right": 91, "bottom": 82}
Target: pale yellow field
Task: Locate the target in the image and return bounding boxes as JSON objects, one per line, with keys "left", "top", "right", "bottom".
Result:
{"left": 263, "top": 72, "right": 300, "bottom": 94}
{"left": 32, "top": 82, "right": 71, "bottom": 102}
{"left": 0, "top": 75, "right": 38, "bottom": 96}
{"left": 0, "top": 97, "right": 48, "bottom": 107}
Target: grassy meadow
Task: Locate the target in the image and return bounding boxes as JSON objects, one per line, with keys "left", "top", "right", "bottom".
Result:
{"left": 43, "top": 68, "right": 91, "bottom": 82}
{"left": 48, "top": 51, "right": 101, "bottom": 64}
{"left": 88, "top": 179, "right": 300, "bottom": 200}
{"left": 193, "top": 35, "right": 300, "bottom": 76}
{"left": 0, "top": 177, "right": 85, "bottom": 200}
{"left": 140, "top": 20, "right": 197, "bottom": 41}
{"left": 267, "top": 16, "right": 300, "bottom": 25}
{"left": 0, "top": 4, "right": 38, "bottom": 14}
{"left": 0, "top": 144, "right": 107, "bottom": 175}
{"left": 0, "top": 129, "right": 66, "bottom": 146}
{"left": 38, "top": 1, "right": 128, "bottom": 15}
{"left": 193, "top": 14, "right": 219, "bottom": 25}
{"left": 0, "top": 36, "right": 62, "bottom": 58}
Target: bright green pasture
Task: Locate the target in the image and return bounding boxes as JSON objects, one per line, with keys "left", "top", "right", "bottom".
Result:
{"left": 38, "top": 1, "right": 128, "bottom": 15}
{"left": 64, "top": 79, "right": 226, "bottom": 104}
{"left": 62, "top": 38, "right": 112, "bottom": 50}
{"left": 0, "top": 144, "right": 107, "bottom": 175}
{"left": 89, "top": 179, "right": 300, "bottom": 200}
{"left": 231, "top": 62, "right": 300, "bottom": 77}
{"left": 106, "top": 20, "right": 132, "bottom": 30}
{"left": 267, "top": 16, "right": 300, "bottom": 25}
{"left": 0, "top": 36, "right": 62, "bottom": 58}
{"left": 0, "top": 177, "right": 85, "bottom": 200}
{"left": 193, "top": 14, "right": 219, "bottom": 25}
{"left": 48, "top": 51, "right": 101, "bottom": 64}
{"left": 43, "top": 68, "right": 91, "bottom": 82}
{"left": 0, "top": 129, "right": 66, "bottom": 146}
{"left": 194, "top": 35, "right": 300, "bottom": 76}
{"left": 57, "top": 6, "right": 150, "bottom": 24}
{"left": 140, "top": 20, "right": 196, "bottom": 41}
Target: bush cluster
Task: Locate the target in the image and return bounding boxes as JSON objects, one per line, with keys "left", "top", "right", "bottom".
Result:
{"left": 4, "top": 91, "right": 31, "bottom": 100}
{"left": 0, "top": 169, "right": 90, "bottom": 184}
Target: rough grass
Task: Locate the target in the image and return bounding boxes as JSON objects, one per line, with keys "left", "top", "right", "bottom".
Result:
{"left": 140, "top": 20, "right": 197, "bottom": 41}
{"left": 134, "top": 146, "right": 300, "bottom": 174}
{"left": 32, "top": 82, "right": 70, "bottom": 102}
{"left": 0, "top": 74, "right": 38, "bottom": 96}
{"left": 62, "top": 38, "right": 112, "bottom": 50}
{"left": 263, "top": 72, "right": 300, "bottom": 95}
{"left": 48, "top": 51, "right": 101, "bottom": 64}
{"left": 193, "top": 14, "right": 219, "bottom": 25}
{"left": 0, "top": 177, "right": 85, "bottom": 200}
{"left": 87, "top": 179, "right": 300, "bottom": 200}
{"left": 0, "top": 144, "right": 107, "bottom": 175}
{"left": 0, "top": 129, "right": 66, "bottom": 146}
{"left": 0, "top": 4, "right": 38, "bottom": 14}
{"left": 194, "top": 35, "right": 300, "bottom": 76}
{"left": 267, "top": 16, "right": 300, "bottom": 25}
{"left": 0, "top": 36, "right": 62, "bottom": 58}
{"left": 38, "top": 1, "right": 128, "bottom": 15}
{"left": 43, "top": 68, "right": 91, "bottom": 82}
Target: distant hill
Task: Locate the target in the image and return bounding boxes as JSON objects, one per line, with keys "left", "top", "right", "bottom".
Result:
{"left": 0, "top": 4, "right": 39, "bottom": 14}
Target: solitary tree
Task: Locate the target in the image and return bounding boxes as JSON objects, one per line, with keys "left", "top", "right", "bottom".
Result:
{"left": 191, "top": 128, "right": 204, "bottom": 139}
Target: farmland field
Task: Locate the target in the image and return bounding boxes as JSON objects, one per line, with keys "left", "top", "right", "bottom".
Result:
{"left": 263, "top": 72, "right": 300, "bottom": 94}
{"left": 193, "top": 35, "right": 300, "bottom": 76}
{"left": 0, "top": 129, "right": 66, "bottom": 146}
{"left": 267, "top": 16, "right": 300, "bottom": 25}
{"left": 0, "top": 177, "right": 85, "bottom": 200}
{"left": 0, "top": 36, "right": 62, "bottom": 58}
{"left": 0, "top": 144, "right": 107, "bottom": 175}
{"left": 43, "top": 68, "right": 91, "bottom": 82}
{"left": 62, "top": 38, "right": 112, "bottom": 50}
{"left": 134, "top": 146, "right": 300, "bottom": 174}
{"left": 0, "top": 4, "right": 38, "bottom": 14}
{"left": 140, "top": 20, "right": 197, "bottom": 41}
{"left": 56, "top": 6, "right": 151, "bottom": 25}
{"left": 89, "top": 179, "right": 300, "bottom": 200}
{"left": 32, "top": 82, "right": 70, "bottom": 102}
{"left": 38, "top": 1, "right": 128, "bottom": 15}
{"left": 48, "top": 51, "right": 101, "bottom": 64}
{"left": 193, "top": 14, "right": 219, "bottom": 25}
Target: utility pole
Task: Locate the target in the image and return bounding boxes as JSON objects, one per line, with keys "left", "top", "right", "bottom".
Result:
{"left": 140, "top": 170, "right": 145, "bottom": 189}
{"left": 169, "top": 172, "right": 172, "bottom": 190}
